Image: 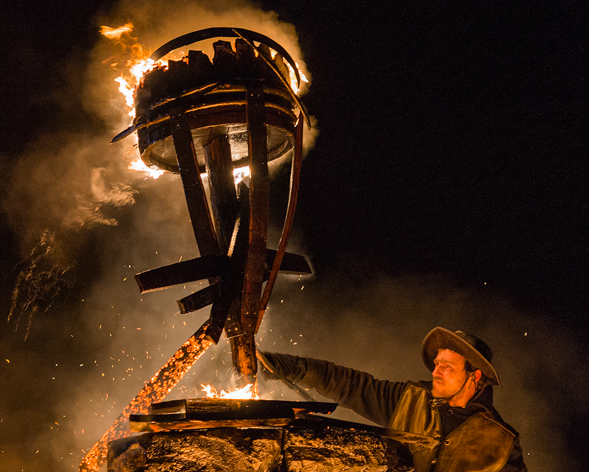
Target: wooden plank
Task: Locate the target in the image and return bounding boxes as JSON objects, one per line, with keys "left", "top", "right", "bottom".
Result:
{"left": 206, "top": 195, "right": 249, "bottom": 344}
{"left": 265, "top": 250, "right": 312, "bottom": 275}
{"left": 203, "top": 135, "right": 237, "bottom": 252}
{"left": 130, "top": 417, "right": 292, "bottom": 433}
{"left": 228, "top": 83, "right": 269, "bottom": 382}
{"left": 170, "top": 107, "right": 219, "bottom": 256}
{"left": 241, "top": 83, "right": 268, "bottom": 333}
{"left": 177, "top": 283, "right": 220, "bottom": 314}
{"left": 135, "top": 255, "right": 228, "bottom": 293}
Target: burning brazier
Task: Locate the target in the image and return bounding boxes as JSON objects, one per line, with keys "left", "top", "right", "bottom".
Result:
{"left": 81, "top": 28, "right": 412, "bottom": 472}
{"left": 116, "top": 28, "right": 312, "bottom": 383}
{"left": 81, "top": 28, "right": 312, "bottom": 472}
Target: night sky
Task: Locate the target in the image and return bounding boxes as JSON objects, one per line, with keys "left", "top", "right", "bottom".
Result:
{"left": 1, "top": 1, "right": 587, "bottom": 471}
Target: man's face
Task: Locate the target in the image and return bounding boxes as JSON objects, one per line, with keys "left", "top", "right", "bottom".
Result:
{"left": 431, "top": 349, "right": 470, "bottom": 399}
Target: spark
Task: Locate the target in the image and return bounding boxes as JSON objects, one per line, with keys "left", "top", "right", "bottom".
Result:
{"left": 79, "top": 323, "right": 213, "bottom": 471}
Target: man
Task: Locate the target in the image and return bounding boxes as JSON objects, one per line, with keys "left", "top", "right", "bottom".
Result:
{"left": 260, "top": 327, "right": 527, "bottom": 472}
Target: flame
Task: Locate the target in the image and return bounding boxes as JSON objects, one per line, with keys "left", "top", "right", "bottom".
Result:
{"left": 232, "top": 165, "right": 250, "bottom": 184}
{"left": 99, "top": 23, "right": 134, "bottom": 40}
{"left": 128, "top": 158, "right": 166, "bottom": 179}
{"left": 100, "top": 23, "right": 166, "bottom": 118}
{"left": 201, "top": 383, "right": 259, "bottom": 399}
{"left": 287, "top": 62, "right": 308, "bottom": 95}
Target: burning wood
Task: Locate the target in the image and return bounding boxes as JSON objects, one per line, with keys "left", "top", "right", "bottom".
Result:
{"left": 80, "top": 27, "right": 311, "bottom": 471}
{"left": 79, "top": 323, "right": 214, "bottom": 472}
{"left": 108, "top": 411, "right": 414, "bottom": 472}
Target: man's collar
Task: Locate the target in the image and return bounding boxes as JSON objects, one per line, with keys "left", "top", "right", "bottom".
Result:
{"left": 420, "top": 381, "right": 494, "bottom": 411}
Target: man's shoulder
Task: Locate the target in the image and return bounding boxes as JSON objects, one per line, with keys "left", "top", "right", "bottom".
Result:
{"left": 482, "top": 407, "right": 520, "bottom": 437}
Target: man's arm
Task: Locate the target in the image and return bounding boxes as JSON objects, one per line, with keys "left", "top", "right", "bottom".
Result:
{"left": 260, "top": 353, "right": 407, "bottom": 426}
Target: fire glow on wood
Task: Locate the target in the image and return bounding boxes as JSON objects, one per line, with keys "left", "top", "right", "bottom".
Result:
{"left": 80, "top": 24, "right": 311, "bottom": 471}
{"left": 80, "top": 324, "right": 213, "bottom": 471}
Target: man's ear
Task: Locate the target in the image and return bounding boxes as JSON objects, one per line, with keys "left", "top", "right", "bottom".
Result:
{"left": 473, "top": 369, "right": 482, "bottom": 383}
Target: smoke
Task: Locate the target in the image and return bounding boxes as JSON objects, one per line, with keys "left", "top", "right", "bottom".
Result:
{"left": 0, "top": 1, "right": 316, "bottom": 471}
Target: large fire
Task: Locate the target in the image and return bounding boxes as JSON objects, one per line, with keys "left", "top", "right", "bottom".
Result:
{"left": 101, "top": 23, "right": 307, "bottom": 116}
{"left": 81, "top": 24, "right": 304, "bottom": 472}
{"left": 100, "top": 23, "right": 307, "bottom": 181}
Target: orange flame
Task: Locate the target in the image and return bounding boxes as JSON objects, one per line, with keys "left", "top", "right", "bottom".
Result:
{"left": 99, "top": 23, "right": 134, "bottom": 40}
{"left": 287, "top": 62, "right": 308, "bottom": 95}
{"left": 100, "top": 23, "right": 166, "bottom": 118}
{"left": 201, "top": 383, "right": 258, "bottom": 399}
{"left": 128, "top": 158, "right": 166, "bottom": 179}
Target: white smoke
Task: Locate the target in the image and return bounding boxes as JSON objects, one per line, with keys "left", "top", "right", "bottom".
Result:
{"left": 1, "top": 1, "right": 315, "bottom": 471}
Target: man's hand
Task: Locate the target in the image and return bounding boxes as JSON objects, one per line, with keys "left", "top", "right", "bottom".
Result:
{"left": 257, "top": 351, "right": 308, "bottom": 382}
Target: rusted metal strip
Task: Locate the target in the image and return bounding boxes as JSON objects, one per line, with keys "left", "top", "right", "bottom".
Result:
{"left": 255, "top": 118, "right": 304, "bottom": 332}
{"left": 169, "top": 107, "right": 219, "bottom": 255}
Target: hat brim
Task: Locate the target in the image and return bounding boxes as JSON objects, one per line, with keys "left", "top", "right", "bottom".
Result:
{"left": 421, "top": 327, "right": 500, "bottom": 386}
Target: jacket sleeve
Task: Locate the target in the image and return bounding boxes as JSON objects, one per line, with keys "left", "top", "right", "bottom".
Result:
{"left": 499, "top": 435, "right": 528, "bottom": 472}
{"left": 298, "top": 357, "right": 407, "bottom": 427}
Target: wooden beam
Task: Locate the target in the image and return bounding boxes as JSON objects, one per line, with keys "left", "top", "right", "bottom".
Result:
{"left": 170, "top": 107, "right": 219, "bottom": 256}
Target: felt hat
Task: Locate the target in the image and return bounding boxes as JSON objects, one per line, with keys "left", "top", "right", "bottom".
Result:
{"left": 421, "top": 327, "right": 500, "bottom": 386}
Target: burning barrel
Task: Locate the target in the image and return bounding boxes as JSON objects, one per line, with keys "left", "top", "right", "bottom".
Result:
{"left": 82, "top": 28, "right": 415, "bottom": 472}
{"left": 113, "top": 28, "right": 312, "bottom": 384}
{"left": 128, "top": 34, "right": 302, "bottom": 175}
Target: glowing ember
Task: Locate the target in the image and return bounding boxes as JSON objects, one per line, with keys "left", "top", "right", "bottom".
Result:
{"left": 201, "top": 383, "right": 258, "bottom": 399}
{"left": 79, "top": 323, "right": 214, "bottom": 472}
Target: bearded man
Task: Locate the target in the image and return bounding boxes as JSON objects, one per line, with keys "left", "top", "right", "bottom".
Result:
{"left": 260, "top": 327, "right": 527, "bottom": 472}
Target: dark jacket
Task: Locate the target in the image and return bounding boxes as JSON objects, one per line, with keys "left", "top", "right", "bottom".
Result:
{"left": 273, "top": 355, "right": 527, "bottom": 472}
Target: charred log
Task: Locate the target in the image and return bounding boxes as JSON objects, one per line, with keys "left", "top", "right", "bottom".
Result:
{"left": 108, "top": 419, "right": 414, "bottom": 472}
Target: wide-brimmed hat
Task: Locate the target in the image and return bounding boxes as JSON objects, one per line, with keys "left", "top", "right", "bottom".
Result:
{"left": 421, "top": 327, "right": 500, "bottom": 386}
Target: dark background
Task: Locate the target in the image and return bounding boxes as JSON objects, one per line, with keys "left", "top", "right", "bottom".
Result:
{"left": 1, "top": 1, "right": 587, "bottom": 471}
